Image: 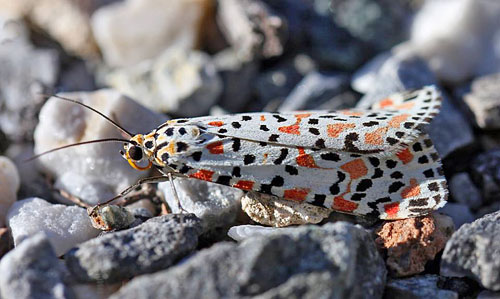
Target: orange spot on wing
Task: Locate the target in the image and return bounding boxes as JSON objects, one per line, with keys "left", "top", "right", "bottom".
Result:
{"left": 233, "top": 180, "right": 254, "bottom": 191}
{"left": 166, "top": 142, "right": 176, "bottom": 155}
{"left": 384, "top": 202, "right": 399, "bottom": 218}
{"left": 206, "top": 141, "right": 224, "bottom": 155}
{"left": 296, "top": 148, "right": 319, "bottom": 168}
{"left": 401, "top": 178, "right": 420, "bottom": 199}
{"left": 340, "top": 110, "right": 364, "bottom": 116}
{"left": 364, "top": 127, "right": 388, "bottom": 145}
{"left": 208, "top": 121, "right": 224, "bottom": 127}
{"left": 327, "top": 123, "right": 356, "bottom": 138}
{"left": 189, "top": 170, "right": 214, "bottom": 182}
{"left": 295, "top": 113, "right": 311, "bottom": 119}
{"left": 260, "top": 115, "right": 266, "bottom": 121}
{"left": 333, "top": 196, "right": 358, "bottom": 212}
{"left": 395, "top": 102, "right": 415, "bottom": 110}
{"left": 278, "top": 124, "right": 300, "bottom": 135}
{"left": 340, "top": 159, "right": 368, "bottom": 180}
{"left": 389, "top": 114, "right": 410, "bottom": 128}
{"left": 283, "top": 188, "right": 310, "bottom": 202}
{"left": 396, "top": 148, "right": 413, "bottom": 164}
{"left": 378, "top": 98, "right": 394, "bottom": 108}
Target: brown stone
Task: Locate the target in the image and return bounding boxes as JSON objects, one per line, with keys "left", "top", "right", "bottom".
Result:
{"left": 0, "top": 227, "right": 13, "bottom": 258}
{"left": 375, "top": 213, "right": 454, "bottom": 277}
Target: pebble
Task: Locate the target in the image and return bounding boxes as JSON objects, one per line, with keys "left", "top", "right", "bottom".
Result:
{"left": 109, "top": 222, "right": 386, "bottom": 299}
{"left": 87, "top": 205, "right": 136, "bottom": 231}
{"left": 33, "top": 89, "right": 167, "bottom": 205}
{"left": 158, "top": 177, "right": 243, "bottom": 233}
{"left": 478, "top": 290, "right": 500, "bottom": 299}
{"left": 0, "top": 29, "right": 58, "bottom": 142}
{"left": 354, "top": 46, "right": 474, "bottom": 158}
{"left": 227, "top": 225, "right": 282, "bottom": 242}
{"left": 217, "top": 0, "right": 286, "bottom": 62}
{"left": 91, "top": 0, "right": 209, "bottom": 67}
{"left": 0, "top": 233, "right": 74, "bottom": 299}
{"left": 241, "top": 191, "right": 331, "bottom": 227}
{"left": 441, "top": 211, "right": 500, "bottom": 291}
{"left": 385, "top": 275, "right": 459, "bottom": 299}
{"left": 278, "top": 71, "right": 349, "bottom": 111}
{"left": 463, "top": 73, "right": 500, "bottom": 129}
{"left": 0, "top": 156, "right": 20, "bottom": 227}
{"left": 410, "top": 0, "right": 500, "bottom": 83}
{"left": 449, "top": 172, "right": 483, "bottom": 210}
{"left": 471, "top": 149, "right": 500, "bottom": 202}
{"left": 375, "top": 213, "right": 455, "bottom": 277}
{"left": 438, "top": 202, "right": 475, "bottom": 228}
{"left": 0, "top": 227, "right": 12, "bottom": 258}
{"left": 65, "top": 214, "right": 202, "bottom": 283}
{"left": 330, "top": 0, "right": 417, "bottom": 52}
{"left": 105, "top": 48, "right": 222, "bottom": 117}
{"left": 6, "top": 198, "right": 100, "bottom": 257}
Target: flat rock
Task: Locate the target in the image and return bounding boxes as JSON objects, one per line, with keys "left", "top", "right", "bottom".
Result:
{"left": 0, "top": 156, "right": 19, "bottom": 226}
{"left": 34, "top": 89, "right": 167, "bottom": 205}
{"left": 375, "top": 213, "right": 454, "bottom": 277}
{"left": 105, "top": 48, "right": 221, "bottom": 117}
{"left": 65, "top": 214, "right": 202, "bottom": 283}
{"left": 241, "top": 191, "right": 331, "bottom": 227}
{"left": 449, "top": 172, "right": 483, "bottom": 210}
{"left": 0, "top": 233, "right": 74, "bottom": 299}
{"left": 109, "top": 222, "right": 387, "bottom": 299}
{"left": 463, "top": 73, "right": 500, "bottom": 129}
{"left": 6, "top": 198, "right": 100, "bottom": 257}
{"left": 441, "top": 211, "right": 500, "bottom": 291}
{"left": 91, "top": 0, "right": 209, "bottom": 67}
{"left": 385, "top": 275, "right": 458, "bottom": 299}
{"left": 158, "top": 178, "right": 243, "bottom": 233}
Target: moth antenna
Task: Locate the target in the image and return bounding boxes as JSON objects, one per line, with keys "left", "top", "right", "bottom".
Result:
{"left": 41, "top": 94, "right": 134, "bottom": 138}
{"left": 25, "top": 138, "right": 134, "bottom": 162}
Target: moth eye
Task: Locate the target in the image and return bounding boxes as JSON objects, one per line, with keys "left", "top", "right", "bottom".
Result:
{"left": 128, "top": 146, "right": 143, "bottom": 161}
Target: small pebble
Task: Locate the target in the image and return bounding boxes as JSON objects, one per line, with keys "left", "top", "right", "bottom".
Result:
{"left": 449, "top": 172, "right": 483, "bottom": 210}
{"left": 463, "top": 73, "right": 500, "bottom": 129}
{"left": 7, "top": 198, "right": 100, "bottom": 257}
{"left": 227, "top": 225, "right": 282, "bottom": 242}
{"left": 0, "top": 156, "right": 20, "bottom": 227}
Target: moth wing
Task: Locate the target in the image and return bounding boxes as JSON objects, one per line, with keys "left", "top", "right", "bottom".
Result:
{"left": 183, "top": 86, "right": 442, "bottom": 157}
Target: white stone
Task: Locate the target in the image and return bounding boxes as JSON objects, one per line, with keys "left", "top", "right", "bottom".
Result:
{"left": 351, "top": 52, "right": 391, "bottom": 93}
{"left": 0, "top": 156, "right": 20, "bottom": 227}
{"left": 91, "top": 0, "right": 208, "bottom": 67}
{"left": 6, "top": 198, "right": 100, "bottom": 256}
{"left": 159, "top": 177, "right": 243, "bottom": 231}
{"left": 34, "top": 89, "right": 167, "bottom": 205}
{"left": 410, "top": 0, "right": 500, "bottom": 83}
{"left": 227, "top": 225, "right": 282, "bottom": 242}
{"left": 105, "top": 48, "right": 222, "bottom": 116}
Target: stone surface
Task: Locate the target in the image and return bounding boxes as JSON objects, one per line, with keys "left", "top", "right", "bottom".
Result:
{"left": 0, "top": 0, "right": 100, "bottom": 58}
{"left": 375, "top": 213, "right": 454, "bottom": 277}
{"left": 91, "top": 0, "right": 209, "bottom": 67}
{"left": 0, "top": 233, "right": 74, "bottom": 299}
{"left": 449, "top": 172, "right": 483, "bottom": 210}
{"left": 0, "top": 156, "right": 20, "bottom": 226}
{"left": 0, "top": 227, "right": 12, "bottom": 258}
{"left": 158, "top": 178, "right": 242, "bottom": 233}
{"left": 109, "top": 222, "right": 386, "bottom": 299}
{"left": 478, "top": 290, "right": 500, "bottom": 299}
{"left": 88, "top": 204, "right": 135, "bottom": 231}
{"left": 471, "top": 150, "right": 500, "bottom": 202}
{"left": 241, "top": 191, "right": 331, "bottom": 227}
{"left": 65, "top": 214, "right": 202, "bottom": 283}
{"left": 463, "top": 73, "right": 500, "bottom": 129}
{"left": 34, "top": 89, "right": 167, "bottom": 205}
{"left": 217, "top": 0, "right": 285, "bottom": 62}
{"left": 105, "top": 48, "right": 221, "bottom": 117}
{"left": 441, "top": 211, "right": 500, "bottom": 291}
{"left": 330, "top": 0, "right": 417, "bottom": 52}
{"left": 355, "top": 47, "right": 474, "bottom": 158}
{"left": 410, "top": 0, "right": 500, "bottom": 83}
{"left": 385, "top": 275, "right": 458, "bottom": 299}
{"left": 227, "top": 225, "right": 282, "bottom": 242}
{"left": 6, "top": 198, "right": 100, "bottom": 257}
{"left": 438, "top": 202, "right": 475, "bottom": 229}
{"left": 278, "top": 71, "right": 349, "bottom": 111}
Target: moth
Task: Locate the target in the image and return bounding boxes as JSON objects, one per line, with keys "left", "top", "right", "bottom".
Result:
{"left": 35, "top": 85, "right": 448, "bottom": 221}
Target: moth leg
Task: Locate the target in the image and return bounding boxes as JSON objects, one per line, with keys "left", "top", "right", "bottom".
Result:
{"left": 168, "top": 172, "right": 187, "bottom": 213}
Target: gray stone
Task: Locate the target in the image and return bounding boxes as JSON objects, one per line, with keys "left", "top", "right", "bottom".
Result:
{"left": 449, "top": 173, "right": 483, "bottom": 210}
{"left": 217, "top": 0, "right": 286, "bottom": 62}
{"left": 65, "top": 214, "right": 201, "bottom": 283}
{"left": 384, "top": 275, "right": 458, "bottom": 299}
{"left": 441, "top": 211, "right": 500, "bottom": 291}
{"left": 355, "top": 48, "right": 474, "bottom": 158}
{"left": 0, "top": 233, "right": 74, "bottom": 299}
{"left": 158, "top": 178, "right": 243, "bottom": 233}
{"left": 278, "top": 71, "right": 349, "bottom": 111}
{"left": 464, "top": 73, "right": 500, "bottom": 129}
{"left": 471, "top": 150, "right": 500, "bottom": 202}
{"left": 478, "top": 290, "right": 500, "bottom": 299}
{"left": 109, "top": 222, "right": 386, "bottom": 299}
{"left": 438, "top": 202, "right": 475, "bottom": 229}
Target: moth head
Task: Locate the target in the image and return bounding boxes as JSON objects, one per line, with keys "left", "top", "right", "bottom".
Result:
{"left": 121, "top": 134, "right": 153, "bottom": 171}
